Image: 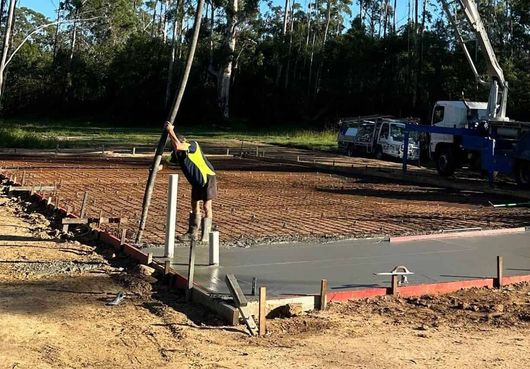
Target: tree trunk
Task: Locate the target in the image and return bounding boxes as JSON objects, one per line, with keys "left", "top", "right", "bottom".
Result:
{"left": 65, "top": 10, "right": 79, "bottom": 100}
{"left": 162, "top": 0, "right": 169, "bottom": 42}
{"left": 0, "top": 0, "right": 16, "bottom": 105}
{"left": 393, "top": 0, "right": 397, "bottom": 33}
{"left": 177, "top": 0, "right": 185, "bottom": 59}
{"left": 284, "top": 0, "right": 295, "bottom": 89}
{"left": 209, "top": 1, "right": 214, "bottom": 67}
{"left": 314, "top": 0, "right": 331, "bottom": 94}
{"left": 307, "top": 30, "right": 316, "bottom": 93}
{"left": 52, "top": 5, "right": 61, "bottom": 59}
{"left": 151, "top": 0, "right": 158, "bottom": 37}
{"left": 0, "top": 0, "right": 7, "bottom": 29}
{"left": 383, "top": 0, "right": 389, "bottom": 38}
{"left": 282, "top": 0, "right": 290, "bottom": 35}
{"left": 218, "top": 0, "right": 238, "bottom": 119}
{"left": 323, "top": 0, "right": 331, "bottom": 44}
{"left": 165, "top": 0, "right": 180, "bottom": 107}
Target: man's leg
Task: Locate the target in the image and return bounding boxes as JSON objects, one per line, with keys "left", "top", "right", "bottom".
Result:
{"left": 192, "top": 199, "right": 201, "bottom": 216}
{"left": 200, "top": 200, "right": 213, "bottom": 242}
{"left": 203, "top": 200, "right": 213, "bottom": 219}
{"left": 177, "top": 197, "right": 201, "bottom": 242}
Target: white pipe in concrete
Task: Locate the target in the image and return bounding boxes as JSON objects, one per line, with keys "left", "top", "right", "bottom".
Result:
{"left": 209, "top": 231, "right": 219, "bottom": 265}
{"left": 164, "top": 174, "right": 179, "bottom": 258}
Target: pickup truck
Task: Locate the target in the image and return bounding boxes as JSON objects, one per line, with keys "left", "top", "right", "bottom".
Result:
{"left": 338, "top": 116, "right": 420, "bottom": 161}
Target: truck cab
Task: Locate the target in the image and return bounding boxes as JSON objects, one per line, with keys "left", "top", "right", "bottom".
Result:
{"left": 429, "top": 100, "right": 488, "bottom": 175}
{"left": 377, "top": 120, "right": 420, "bottom": 161}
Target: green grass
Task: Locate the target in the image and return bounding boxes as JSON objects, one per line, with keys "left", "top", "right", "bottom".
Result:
{"left": 0, "top": 119, "right": 338, "bottom": 152}
{"left": 0, "top": 127, "right": 59, "bottom": 149}
{"left": 212, "top": 129, "right": 338, "bottom": 151}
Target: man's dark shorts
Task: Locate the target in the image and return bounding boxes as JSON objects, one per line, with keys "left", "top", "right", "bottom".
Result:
{"left": 191, "top": 175, "right": 218, "bottom": 202}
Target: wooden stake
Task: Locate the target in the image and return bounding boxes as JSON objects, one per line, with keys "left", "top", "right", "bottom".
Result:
{"left": 319, "top": 279, "right": 328, "bottom": 310}
{"left": 120, "top": 228, "right": 127, "bottom": 245}
{"left": 164, "top": 260, "right": 171, "bottom": 275}
{"left": 186, "top": 239, "right": 196, "bottom": 302}
{"left": 496, "top": 256, "right": 504, "bottom": 288}
{"left": 391, "top": 275, "right": 399, "bottom": 296}
{"left": 251, "top": 277, "right": 257, "bottom": 296}
{"left": 80, "top": 191, "right": 89, "bottom": 218}
{"left": 259, "top": 287, "right": 267, "bottom": 337}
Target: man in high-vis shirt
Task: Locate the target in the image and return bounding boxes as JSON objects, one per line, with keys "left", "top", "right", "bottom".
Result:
{"left": 165, "top": 122, "right": 217, "bottom": 242}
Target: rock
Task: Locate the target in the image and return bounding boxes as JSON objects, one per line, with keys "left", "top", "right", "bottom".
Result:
{"left": 457, "top": 302, "right": 470, "bottom": 310}
{"left": 284, "top": 303, "right": 303, "bottom": 317}
{"left": 268, "top": 303, "right": 304, "bottom": 318}
{"left": 490, "top": 304, "right": 504, "bottom": 313}
{"left": 136, "top": 264, "right": 155, "bottom": 276}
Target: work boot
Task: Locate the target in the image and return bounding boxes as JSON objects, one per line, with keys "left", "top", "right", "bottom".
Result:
{"left": 178, "top": 213, "right": 200, "bottom": 242}
{"left": 200, "top": 217, "right": 213, "bottom": 243}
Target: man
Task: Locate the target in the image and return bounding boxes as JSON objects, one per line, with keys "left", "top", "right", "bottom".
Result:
{"left": 165, "top": 121, "right": 217, "bottom": 242}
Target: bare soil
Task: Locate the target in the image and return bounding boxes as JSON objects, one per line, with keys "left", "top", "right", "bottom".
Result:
{"left": 2, "top": 195, "right": 530, "bottom": 369}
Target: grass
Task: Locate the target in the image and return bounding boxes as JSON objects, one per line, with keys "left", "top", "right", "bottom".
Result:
{"left": 0, "top": 127, "right": 59, "bottom": 149}
{"left": 212, "top": 129, "right": 338, "bottom": 151}
{"left": 0, "top": 119, "right": 338, "bottom": 152}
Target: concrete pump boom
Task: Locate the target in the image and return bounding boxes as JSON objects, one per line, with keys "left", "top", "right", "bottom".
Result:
{"left": 441, "top": 0, "right": 508, "bottom": 121}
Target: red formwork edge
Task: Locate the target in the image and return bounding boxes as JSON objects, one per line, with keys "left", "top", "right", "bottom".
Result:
{"left": 327, "top": 275, "right": 530, "bottom": 302}
{"left": 390, "top": 227, "right": 527, "bottom": 243}
{"left": 328, "top": 287, "right": 387, "bottom": 303}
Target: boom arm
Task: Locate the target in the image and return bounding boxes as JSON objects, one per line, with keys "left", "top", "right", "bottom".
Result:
{"left": 441, "top": 0, "right": 508, "bottom": 121}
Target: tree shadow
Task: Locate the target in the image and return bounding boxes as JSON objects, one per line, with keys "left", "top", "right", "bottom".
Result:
{"left": 0, "top": 235, "right": 49, "bottom": 242}
{"left": 316, "top": 185, "right": 528, "bottom": 206}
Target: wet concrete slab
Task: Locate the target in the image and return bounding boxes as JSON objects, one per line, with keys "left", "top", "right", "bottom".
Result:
{"left": 148, "top": 232, "right": 530, "bottom": 297}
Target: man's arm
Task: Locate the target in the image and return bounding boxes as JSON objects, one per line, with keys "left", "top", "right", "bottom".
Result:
{"left": 165, "top": 122, "right": 187, "bottom": 151}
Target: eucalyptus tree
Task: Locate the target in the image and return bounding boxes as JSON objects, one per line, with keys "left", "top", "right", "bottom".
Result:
{"left": 208, "top": 0, "right": 258, "bottom": 118}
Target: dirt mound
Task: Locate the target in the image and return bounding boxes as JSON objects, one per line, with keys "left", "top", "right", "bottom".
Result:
{"left": 332, "top": 283, "right": 530, "bottom": 329}
{"left": 267, "top": 313, "right": 336, "bottom": 336}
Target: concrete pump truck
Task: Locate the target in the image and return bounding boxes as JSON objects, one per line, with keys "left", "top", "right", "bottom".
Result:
{"left": 403, "top": 0, "right": 530, "bottom": 188}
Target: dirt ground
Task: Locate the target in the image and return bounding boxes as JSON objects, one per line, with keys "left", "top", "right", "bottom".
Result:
{"left": 1, "top": 156, "right": 529, "bottom": 247}
{"left": 2, "top": 195, "right": 530, "bottom": 369}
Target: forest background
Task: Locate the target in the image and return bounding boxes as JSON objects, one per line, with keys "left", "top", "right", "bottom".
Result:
{"left": 0, "top": 0, "right": 528, "bottom": 129}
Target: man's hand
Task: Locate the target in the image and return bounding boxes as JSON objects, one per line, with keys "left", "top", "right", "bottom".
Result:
{"left": 165, "top": 121, "right": 174, "bottom": 133}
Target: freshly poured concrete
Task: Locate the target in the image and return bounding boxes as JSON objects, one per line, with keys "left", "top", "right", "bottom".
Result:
{"left": 148, "top": 232, "right": 530, "bottom": 297}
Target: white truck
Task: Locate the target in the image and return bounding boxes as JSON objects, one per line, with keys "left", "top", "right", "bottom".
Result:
{"left": 338, "top": 116, "right": 420, "bottom": 161}
{"left": 412, "top": 0, "right": 530, "bottom": 187}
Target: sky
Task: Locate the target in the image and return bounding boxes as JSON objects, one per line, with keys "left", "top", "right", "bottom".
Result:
{"left": 20, "top": 0, "right": 433, "bottom": 30}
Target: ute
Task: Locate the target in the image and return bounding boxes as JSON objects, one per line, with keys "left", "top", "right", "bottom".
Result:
{"left": 338, "top": 116, "right": 420, "bottom": 161}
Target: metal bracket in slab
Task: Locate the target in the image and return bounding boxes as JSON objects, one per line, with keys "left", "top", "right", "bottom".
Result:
{"left": 375, "top": 265, "right": 414, "bottom": 286}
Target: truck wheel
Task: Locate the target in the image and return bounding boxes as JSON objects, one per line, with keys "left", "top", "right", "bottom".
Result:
{"left": 436, "top": 148, "right": 456, "bottom": 176}
{"left": 515, "top": 161, "right": 530, "bottom": 189}
{"left": 347, "top": 144, "right": 355, "bottom": 157}
{"left": 374, "top": 146, "right": 383, "bottom": 160}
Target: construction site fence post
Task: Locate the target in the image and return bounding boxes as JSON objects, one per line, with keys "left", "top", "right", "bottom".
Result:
{"left": 165, "top": 174, "right": 178, "bottom": 258}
